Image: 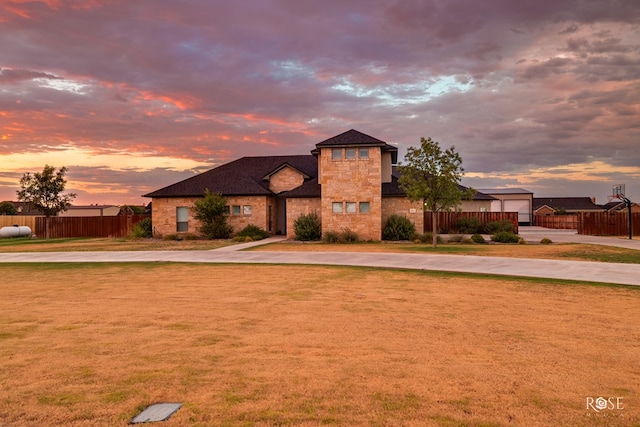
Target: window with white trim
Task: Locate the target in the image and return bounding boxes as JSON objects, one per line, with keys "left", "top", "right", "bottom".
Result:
{"left": 176, "top": 207, "right": 189, "bottom": 232}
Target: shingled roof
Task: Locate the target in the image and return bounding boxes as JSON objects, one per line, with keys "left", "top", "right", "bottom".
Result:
{"left": 533, "top": 197, "right": 602, "bottom": 211}
{"left": 312, "top": 129, "right": 398, "bottom": 163}
{"left": 144, "top": 155, "right": 317, "bottom": 198}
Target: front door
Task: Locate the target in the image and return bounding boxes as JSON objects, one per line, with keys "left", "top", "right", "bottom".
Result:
{"left": 276, "top": 196, "right": 287, "bottom": 235}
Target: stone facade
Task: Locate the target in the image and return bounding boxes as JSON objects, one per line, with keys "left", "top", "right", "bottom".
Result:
{"left": 152, "top": 195, "right": 274, "bottom": 236}
{"left": 319, "top": 147, "right": 382, "bottom": 240}
{"left": 286, "top": 197, "right": 322, "bottom": 237}
{"left": 268, "top": 166, "right": 306, "bottom": 194}
{"left": 381, "top": 197, "right": 424, "bottom": 234}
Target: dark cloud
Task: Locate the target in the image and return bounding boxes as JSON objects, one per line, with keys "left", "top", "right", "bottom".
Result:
{"left": 0, "top": 0, "right": 638, "bottom": 204}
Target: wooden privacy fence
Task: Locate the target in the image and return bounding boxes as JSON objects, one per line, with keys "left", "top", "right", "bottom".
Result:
{"left": 423, "top": 211, "right": 519, "bottom": 234}
{"left": 534, "top": 215, "right": 578, "bottom": 229}
{"left": 0, "top": 215, "right": 37, "bottom": 230}
{"left": 34, "top": 215, "right": 150, "bottom": 238}
{"left": 577, "top": 212, "right": 640, "bottom": 236}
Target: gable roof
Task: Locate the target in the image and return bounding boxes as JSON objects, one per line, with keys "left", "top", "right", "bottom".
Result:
{"left": 533, "top": 197, "right": 602, "bottom": 211}
{"left": 144, "top": 155, "right": 317, "bottom": 198}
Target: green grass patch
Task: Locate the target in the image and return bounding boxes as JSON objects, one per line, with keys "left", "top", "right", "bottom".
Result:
{"left": 560, "top": 246, "right": 640, "bottom": 264}
{"left": 0, "top": 237, "right": 88, "bottom": 247}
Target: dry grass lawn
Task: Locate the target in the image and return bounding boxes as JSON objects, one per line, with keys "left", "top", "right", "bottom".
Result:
{"left": 1, "top": 264, "right": 639, "bottom": 426}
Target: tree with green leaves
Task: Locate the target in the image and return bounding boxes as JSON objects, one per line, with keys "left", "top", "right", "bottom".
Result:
{"left": 16, "top": 165, "right": 77, "bottom": 239}
{"left": 0, "top": 201, "right": 17, "bottom": 215}
{"left": 398, "top": 137, "right": 474, "bottom": 247}
{"left": 192, "top": 190, "right": 233, "bottom": 239}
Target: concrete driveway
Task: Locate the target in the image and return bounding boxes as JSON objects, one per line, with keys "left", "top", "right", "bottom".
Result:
{"left": 1, "top": 229, "right": 639, "bottom": 286}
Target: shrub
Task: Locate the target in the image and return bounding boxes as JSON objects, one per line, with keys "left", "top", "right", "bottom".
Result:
{"left": 200, "top": 219, "right": 233, "bottom": 239}
{"left": 491, "top": 231, "right": 520, "bottom": 243}
{"left": 193, "top": 190, "right": 233, "bottom": 239}
{"left": 447, "top": 234, "right": 464, "bottom": 243}
{"left": 455, "top": 217, "right": 482, "bottom": 234}
{"left": 131, "top": 217, "right": 152, "bottom": 238}
{"left": 415, "top": 232, "right": 444, "bottom": 244}
{"left": 293, "top": 212, "right": 322, "bottom": 241}
{"left": 322, "top": 231, "right": 340, "bottom": 243}
{"left": 540, "top": 237, "right": 553, "bottom": 244}
{"left": 383, "top": 215, "right": 416, "bottom": 241}
{"left": 236, "top": 224, "right": 269, "bottom": 240}
{"left": 470, "top": 234, "right": 486, "bottom": 244}
{"left": 341, "top": 228, "right": 359, "bottom": 243}
{"left": 163, "top": 234, "right": 179, "bottom": 241}
{"left": 486, "top": 220, "right": 515, "bottom": 234}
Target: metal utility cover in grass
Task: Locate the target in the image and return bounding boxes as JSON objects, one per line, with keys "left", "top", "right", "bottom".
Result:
{"left": 130, "top": 403, "right": 182, "bottom": 424}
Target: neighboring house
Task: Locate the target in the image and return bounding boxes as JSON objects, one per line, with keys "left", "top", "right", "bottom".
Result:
{"left": 602, "top": 200, "right": 640, "bottom": 214}
{"left": 145, "top": 129, "right": 489, "bottom": 240}
{"left": 533, "top": 197, "right": 604, "bottom": 215}
{"left": 477, "top": 188, "right": 534, "bottom": 225}
{"left": 57, "top": 205, "right": 121, "bottom": 217}
{"left": 4, "top": 201, "right": 43, "bottom": 216}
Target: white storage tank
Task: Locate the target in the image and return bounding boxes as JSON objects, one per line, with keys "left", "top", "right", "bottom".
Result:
{"left": 0, "top": 225, "right": 32, "bottom": 238}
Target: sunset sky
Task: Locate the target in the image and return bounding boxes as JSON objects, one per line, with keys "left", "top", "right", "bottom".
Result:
{"left": 1, "top": 0, "right": 639, "bottom": 206}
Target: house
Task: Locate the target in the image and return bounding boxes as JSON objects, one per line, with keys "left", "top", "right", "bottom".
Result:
{"left": 57, "top": 205, "right": 121, "bottom": 217}
{"left": 145, "top": 130, "right": 490, "bottom": 240}
{"left": 533, "top": 197, "right": 604, "bottom": 215}
{"left": 477, "top": 188, "right": 534, "bottom": 225}
{"left": 602, "top": 200, "right": 640, "bottom": 214}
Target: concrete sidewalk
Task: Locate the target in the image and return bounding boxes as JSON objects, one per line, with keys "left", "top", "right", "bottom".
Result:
{"left": 1, "top": 239, "right": 638, "bottom": 286}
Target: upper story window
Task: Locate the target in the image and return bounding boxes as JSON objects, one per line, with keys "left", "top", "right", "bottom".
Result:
{"left": 345, "top": 148, "right": 356, "bottom": 159}
{"left": 331, "top": 148, "right": 342, "bottom": 160}
{"left": 332, "top": 202, "right": 343, "bottom": 213}
{"left": 359, "top": 148, "right": 369, "bottom": 159}
{"left": 359, "top": 202, "right": 370, "bottom": 213}
{"left": 346, "top": 202, "right": 356, "bottom": 213}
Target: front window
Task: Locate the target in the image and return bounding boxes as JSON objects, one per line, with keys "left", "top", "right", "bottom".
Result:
{"left": 332, "top": 202, "right": 343, "bottom": 213}
{"left": 332, "top": 148, "right": 342, "bottom": 160}
{"left": 359, "top": 148, "right": 369, "bottom": 159}
{"left": 345, "top": 148, "right": 356, "bottom": 159}
{"left": 176, "top": 207, "right": 188, "bottom": 232}
{"left": 346, "top": 202, "right": 356, "bottom": 213}
{"left": 232, "top": 205, "right": 241, "bottom": 215}
{"left": 359, "top": 202, "right": 370, "bottom": 213}
{"left": 243, "top": 205, "right": 252, "bottom": 215}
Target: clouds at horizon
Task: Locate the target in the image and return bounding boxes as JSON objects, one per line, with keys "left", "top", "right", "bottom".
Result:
{"left": 1, "top": 0, "right": 639, "bottom": 205}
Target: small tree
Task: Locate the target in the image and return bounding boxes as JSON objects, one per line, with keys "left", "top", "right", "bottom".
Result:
{"left": 0, "top": 201, "right": 17, "bottom": 215}
{"left": 398, "top": 137, "right": 474, "bottom": 247}
{"left": 16, "top": 165, "right": 77, "bottom": 239}
{"left": 293, "top": 212, "right": 322, "bottom": 241}
{"left": 192, "top": 190, "right": 232, "bottom": 239}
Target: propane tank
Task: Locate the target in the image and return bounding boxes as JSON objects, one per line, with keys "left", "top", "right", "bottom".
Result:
{"left": 0, "top": 225, "right": 32, "bottom": 238}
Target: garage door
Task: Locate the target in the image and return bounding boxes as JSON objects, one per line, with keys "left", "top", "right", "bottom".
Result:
{"left": 504, "top": 200, "right": 531, "bottom": 224}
